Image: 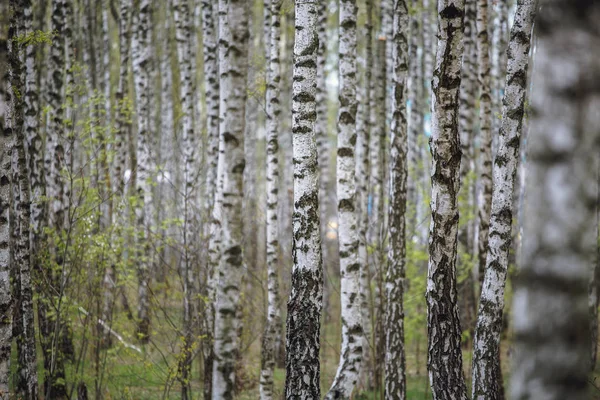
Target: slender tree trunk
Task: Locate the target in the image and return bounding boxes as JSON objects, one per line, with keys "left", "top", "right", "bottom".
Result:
{"left": 173, "top": 0, "right": 198, "bottom": 396}
{"left": 325, "top": 0, "right": 362, "bottom": 397}
{"left": 0, "top": 7, "right": 15, "bottom": 395}
{"left": 315, "top": 0, "right": 335, "bottom": 323}
{"left": 407, "top": 0, "right": 423, "bottom": 228}
{"left": 284, "top": 1, "right": 323, "bottom": 398}
{"left": 476, "top": 0, "right": 493, "bottom": 287}
{"left": 357, "top": 0, "right": 373, "bottom": 389}
{"left": 260, "top": 2, "right": 282, "bottom": 398}
{"left": 491, "top": 0, "right": 508, "bottom": 156}
{"left": 211, "top": 0, "right": 249, "bottom": 398}
{"left": 510, "top": 2, "right": 600, "bottom": 399}
{"left": 369, "top": 39, "right": 387, "bottom": 393}
{"left": 132, "top": 0, "right": 153, "bottom": 343}
{"left": 12, "top": 2, "right": 39, "bottom": 398}
{"left": 114, "top": 0, "right": 132, "bottom": 196}
{"left": 201, "top": 0, "right": 219, "bottom": 397}
{"left": 426, "top": 1, "right": 468, "bottom": 399}
{"left": 41, "top": 0, "right": 69, "bottom": 396}
{"left": 470, "top": 2, "right": 537, "bottom": 399}
{"left": 457, "top": 0, "right": 477, "bottom": 343}
{"left": 384, "top": 0, "right": 408, "bottom": 398}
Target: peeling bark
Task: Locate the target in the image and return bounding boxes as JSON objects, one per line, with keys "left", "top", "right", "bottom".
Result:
{"left": 426, "top": 1, "right": 468, "bottom": 399}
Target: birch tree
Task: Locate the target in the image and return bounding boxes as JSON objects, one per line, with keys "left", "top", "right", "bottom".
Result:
{"left": 173, "top": 0, "right": 198, "bottom": 396}
{"left": 114, "top": 0, "right": 132, "bottom": 195}
{"left": 202, "top": 0, "right": 219, "bottom": 397}
{"left": 476, "top": 0, "right": 493, "bottom": 286}
{"left": 325, "top": 0, "right": 362, "bottom": 397}
{"left": 0, "top": 6, "right": 14, "bottom": 395}
{"left": 357, "top": 0, "right": 373, "bottom": 388}
{"left": 510, "top": 1, "right": 600, "bottom": 398}
{"left": 426, "top": 1, "right": 468, "bottom": 398}
{"left": 131, "top": 0, "right": 153, "bottom": 343}
{"left": 471, "top": 2, "right": 537, "bottom": 398}
{"left": 260, "top": 1, "right": 282, "bottom": 399}
{"left": 385, "top": 0, "right": 408, "bottom": 398}
{"left": 41, "top": 0, "right": 69, "bottom": 395}
{"left": 212, "top": 0, "right": 249, "bottom": 398}
{"left": 284, "top": 1, "right": 323, "bottom": 398}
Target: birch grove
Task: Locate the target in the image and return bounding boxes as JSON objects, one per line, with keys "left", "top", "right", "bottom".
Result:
{"left": 0, "top": 0, "right": 599, "bottom": 398}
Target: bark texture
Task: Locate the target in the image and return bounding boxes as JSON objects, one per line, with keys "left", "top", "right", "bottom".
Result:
{"left": 132, "top": 0, "right": 153, "bottom": 343}
{"left": 476, "top": 0, "right": 493, "bottom": 285}
{"left": 510, "top": 1, "right": 600, "bottom": 399}
{"left": 356, "top": 0, "right": 373, "bottom": 388}
{"left": 325, "top": 0, "right": 363, "bottom": 397}
{"left": 201, "top": 0, "right": 219, "bottom": 397}
{"left": 426, "top": 1, "right": 468, "bottom": 399}
{"left": 173, "top": 0, "right": 198, "bottom": 396}
{"left": 385, "top": 0, "right": 408, "bottom": 398}
{"left": 212, "top": 0, "right": 249, "bottom": 398}
{"left": 284, "top": 1, "right": 323, "bottom": 398}
{"left": 260, "top": 1, "right": 282, "bottom": 399}
{"left": 471, "top": 2, "right": 536, "bottom": 399}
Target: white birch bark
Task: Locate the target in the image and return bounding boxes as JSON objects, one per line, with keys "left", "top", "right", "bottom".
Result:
{"left": 471, "top": 2, "right": 536, "bottom": 398}
{"left": 407, "top": 0, "right": 423, "bottom": 225}
{"left": 0, "top": 9, "right": 14, "bottom": 395}
{"left": 13, "top": 2, "right": 38, "bottom": 398}
{"left": 211, "top": 0, "right": 249, "bottom": 398}
{"left": 114, "top": 0, "right": 132, "bottom": 195}
{"left": 131, "top": 0, "right": 153, "bottom": 342}
{"left": 260, "top": 2, "right": 282, "bottom": 399}
{"left": 476, "top": 0, "right": 493, "bottom": 286}
{"left": 40, "top": 0, "right": 69, "bottom": 395}
{"left": 510, "top": 1, "right": 600, "bottom": 399}
{"left": 325, "top": 0, "right": 362, "bottom": 397}
{"left": 385, "top": 0, "right": 408, "bottom": 398}
{"left": 371, "top": 38, "right": 387, "bottom": 388}
{"left": 315, "top": 0, "right": 333, "bottom": 305}
{"left": 284, "top": 1, "right": 323, "bottom": 398}
{"left": 201, "top": 0, "right": 219, "bottom": 397}
{"left": 356, "top": 0, "right": 373, "bottom": 389}
{"left": 426, "top": 1, "right": 468, "bottom": 399}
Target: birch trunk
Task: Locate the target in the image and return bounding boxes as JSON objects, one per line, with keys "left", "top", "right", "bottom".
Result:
{"left": 131, "top": 0, "right": 153, "bottom": 343}
{"left": 211, "top": 0, "right": 249, "bottom": 398}
{"left": 426, "top": 1, "right": 468, "bottom": 399}
{"left": 284, "top": 1, "right": 323, "bottom": 398}
{"left": 510, "top": 1, "right": 600, "bottom": 399}
{"left": 356, "top": 0, "right": 373, "bottom": 389}
{"left": 7, "top": 5, "right": 38, "bottom": 398}
{"left": 0, "top": 8, "right": 14, "bottom": 395}
{"left": 491, "top": 0, "right": 508, "bottom": 155}
{"left": 476, "top": 0, "right": 493, "bottom": 286}
{"left": 173, "top": 0, "right": 198, "bottom": 396}
{"left": 384, "top": 0, "right": 408, "bottom": 398}
{"left": 41, "top": 0, "right": 69, "bottom": 395}
{"left": 201, "top": 0, "right": 219, "bottom": 397}
{"left": 371, "top": 38, "right": 387, "bottom": 391}
{"left": 471, "top": 2, "right": 536, "bottom": 398}
{"left": 315, "top": 0, "right": 333, "bottom": 320}
{"left": 114, "top": 0, "right": 132, "bottom": 195}
{"left": 407, "top": 0, "right": 423, "bottom": 226}
{"left": 260, "top": 2, "right": 282, "bottom": 398}
{"left": 325, "top": 0, "right": 362, "bottom": 397}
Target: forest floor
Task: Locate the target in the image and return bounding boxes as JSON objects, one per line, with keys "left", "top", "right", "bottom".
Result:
{"left": 14, "top": 273, "right": 600, "bottom": 399}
